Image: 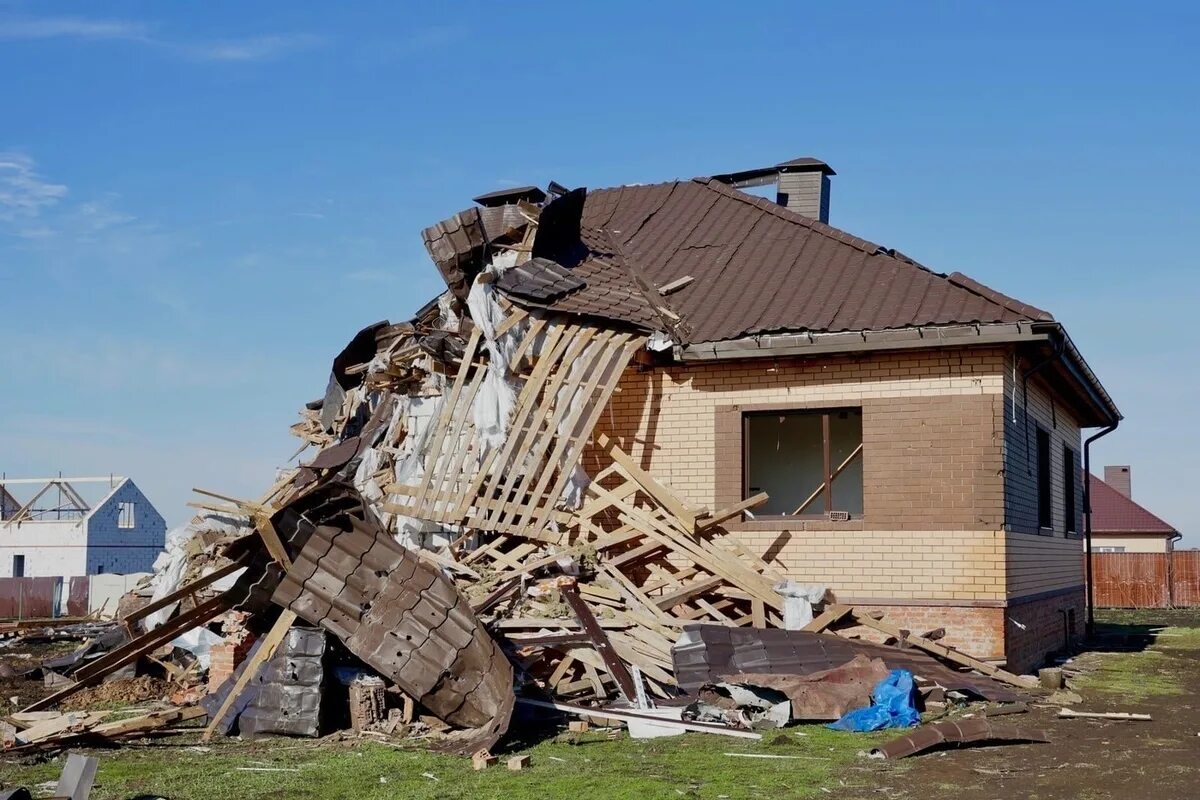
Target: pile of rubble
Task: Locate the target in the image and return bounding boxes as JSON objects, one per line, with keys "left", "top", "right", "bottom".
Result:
{"left": 2, "top": 183, "right": 1053, "bottom": 761}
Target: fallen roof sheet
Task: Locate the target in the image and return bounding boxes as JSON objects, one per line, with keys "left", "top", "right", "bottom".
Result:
{"left": 672, "top": 624, "right": 1023, "bottom": 702}
{"left": 269, "top": 482, "right": 515, "bottom": 754}
{"left": 870, "top": 717, "right": 1050, "bottom": 759}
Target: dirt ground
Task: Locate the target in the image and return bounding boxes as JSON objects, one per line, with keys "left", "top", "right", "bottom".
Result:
{"left": 833, "top": 608, "right": 1200, "bottom": 800}
{"left": 0, "top": 639, "right": 80, "bottom": 707}
{"left": 59, "top": 676, "right": 169, "bottom": 711}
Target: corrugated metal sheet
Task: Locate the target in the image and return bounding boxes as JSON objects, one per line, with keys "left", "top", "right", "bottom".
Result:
{"left": 495, "top": 256, "right": 586, "bottom": 302}
{"left": 672, "top": 623, "right": 1022, "bottom": 702}
{"left": 0, "top": 577, "right": 61, "bottom": 619}
{"left": 510, "top": 178, "right": 1054, "bottom": 343}
{"left": 269, "top": 483, "right": 514, "bottom": 753}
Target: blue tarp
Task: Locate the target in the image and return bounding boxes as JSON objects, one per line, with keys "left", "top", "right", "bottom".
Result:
{"left": 827, "top": 668, "right": 920, "bottom": 732}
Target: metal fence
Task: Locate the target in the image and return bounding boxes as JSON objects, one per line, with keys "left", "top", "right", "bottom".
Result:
{"left": 1091, "top": 551, "right": 1200, "bottom": 608}
{"left": 0, "top": 574, "right": 148, "bottom": 621}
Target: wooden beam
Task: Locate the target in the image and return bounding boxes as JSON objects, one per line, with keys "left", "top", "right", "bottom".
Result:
{"left": 595, "top": 434, "right": 699, "bottom": 530}
{"left": 123, "top": 558, "right": 246, "bottom": 629}
{"left": 850, "top": 611, "right": 1038, "bottom": 689}
{"left": 696, "top": 492, "right": 769, "bottom": 530}
{"left": 801, "top": 604, "right": 851, "bottom": 633}
{"left": 24, "top": 593, "right": 234, "bottom": 712}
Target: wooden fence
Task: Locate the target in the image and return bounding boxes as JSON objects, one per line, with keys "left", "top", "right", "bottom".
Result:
{"left": 1091, "top": 551, "right": 1200, "bottom": 608}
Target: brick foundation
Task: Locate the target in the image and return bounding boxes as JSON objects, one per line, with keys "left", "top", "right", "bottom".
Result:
{"left": 831, "top": 591, "right": 1083, "bottom": 672}
{"left": 1004, "top": 587, "right": 1085, "bottom": 672}
{"left": 843, "top": 604, "right": 1006, "bottom": 660}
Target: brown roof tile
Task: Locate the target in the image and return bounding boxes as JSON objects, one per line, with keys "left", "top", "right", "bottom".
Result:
{"left": 507, "top": 177, "right": 1055, "bottom": 342}
{"left": 1088, "top": 475, "right": 1178, "bottom": 534}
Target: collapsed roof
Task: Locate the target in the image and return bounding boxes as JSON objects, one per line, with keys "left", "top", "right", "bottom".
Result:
{"left": 422, "top": 165, "right": 1120, "bottom": 426}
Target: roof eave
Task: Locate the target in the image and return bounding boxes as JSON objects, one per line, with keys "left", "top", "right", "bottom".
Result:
{"left": 676, "top": 321, "right": 1049, "bottom": 362}
{"left": 1029, "top": 322, "right": 1123, "bottom": 427}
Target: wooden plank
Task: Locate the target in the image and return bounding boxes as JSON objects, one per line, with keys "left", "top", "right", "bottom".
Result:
{"left": 561, "top": 583, "right": 637, "bottom": 701}
{"left": 517, "top": 331, "right": 627, "bottom": 531}
{"left": 506, "top": 316, "right": 548, "bottom": 372}
{"left": 201, "top": 609, "right": 298, "bottom": 742}
{"left": 422, "top": 364, "right": 488, "bottom": 513}
{"left": 596, "top": 434, "right": 699, "bottom": 530}
{"left": 24, "top": 593, "right": 234, "bottom": 712}
{"left": 587, "top": 479, "right": 781, "bottom": 609}
{"left": 530, "top": 336, "right": 642, "bottom": 533}
{"left": 493, "top": 326, "right": 598, "bottom": 529}
{"left": 494, "top": 307, "right": 529, "bottom": 337}
{"left": 255, "top": 515, "right": 293, "bottom": 570}
{"left": 1058, "top": 708, "right": 1151, "bottom": 721}
{"left": 123, "top": 559, "right": 246, "bottom": 628}
{"left": 801, "top": 604, "right": 851, "bottom": 633}
{"left": 475, "top": 323, "right": 573, "bottom": 519}
{"left": 696, "top": 492, "right": 770, "bottom": 530}
{"left": 414, "top": 327, "right": 483, "bottom": 510}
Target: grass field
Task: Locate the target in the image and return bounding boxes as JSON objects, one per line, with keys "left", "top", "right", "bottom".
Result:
{"left": 0, "top": 723, "right": 890, "bottom": 800}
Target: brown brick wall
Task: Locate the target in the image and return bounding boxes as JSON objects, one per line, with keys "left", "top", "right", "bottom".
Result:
{"left": 587, "top": 347, "right": 1010, "bottom": 604}
{"left": 843, "top": 604, "right": 1007, "bottom": 660}
{"left": 583, "top": 345, "right": 1080, "bottom": 666}
{"left": 1004, "top": 588, "right": 1085, "bottom": 672}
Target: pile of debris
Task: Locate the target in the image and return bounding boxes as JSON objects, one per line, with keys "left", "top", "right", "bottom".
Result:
{"left": 3, "top": 182, "right": 1053, "bottom": 761}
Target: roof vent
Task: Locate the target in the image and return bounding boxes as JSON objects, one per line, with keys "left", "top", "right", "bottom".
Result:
{"left": 712, "top": 157, "right": 835, "bottom": 223}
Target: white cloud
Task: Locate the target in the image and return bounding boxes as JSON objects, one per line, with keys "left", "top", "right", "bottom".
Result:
{"left": 175, "top": 33, "right": 324, "bottom": 62}
{"left": 0, "top": 14, "right": 323, "bottom": 63}
{"left": 0, "top": 16, "right": 150, "bottom": 41}
{"left": 0, "top": 152, "right": 68, "bottom": 221}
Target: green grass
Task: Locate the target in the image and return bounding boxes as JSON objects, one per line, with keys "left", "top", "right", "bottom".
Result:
{"left": 0, "top": 726, "right": 889, "bottom": 800}
{"left": 1073, "top": 616, "right": 1200, "bottom": 702}
{"left": 1071, "top": 649, "right": 1185, "bottom": 701}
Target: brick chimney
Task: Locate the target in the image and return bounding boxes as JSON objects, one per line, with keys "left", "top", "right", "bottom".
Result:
{"left": 775, "top": 158, "right": 835, "bottom": 223}
{"left": 1104, "top": 465, "right": 1132, "bottom": 498}
{"left": 712, "top": 157, "right": 836, "bottom": 223}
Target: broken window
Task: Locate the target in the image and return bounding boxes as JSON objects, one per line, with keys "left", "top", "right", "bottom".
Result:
{"left": 118, "top": 501, "right": 136, "bottom": 529}
{"left": 744, "top": 408, "right": 863, "bottom": 517}
{"left": 1063, "top": 446, "right": 1077, "bottom": 533}
{"left": 1036, "top": 428, "right": 1052, "bottom": 529}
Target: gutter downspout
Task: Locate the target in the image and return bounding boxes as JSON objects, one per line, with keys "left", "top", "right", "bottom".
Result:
{"left": 1083, "top": 421, "right": 1119, "bottom": 637}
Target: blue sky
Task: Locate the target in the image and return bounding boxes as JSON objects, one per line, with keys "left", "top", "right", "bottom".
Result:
{"left": 1, "top": 1, "right": 1196, "bottom": 545}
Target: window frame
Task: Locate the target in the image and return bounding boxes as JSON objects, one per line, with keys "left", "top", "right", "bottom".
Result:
{"left": 117, "top": 501, "right": 136, "bottom": 529}
{"left": 12, "top": 555, "right": 24, "bottom": 578}
{"left": 741, "top": 406, "right": 864, "bottom": 519}
{"left": 1062, "top": 445, "right": 1077, "bottom": 534}
{"left": 1035, "top": 426, "right": 1053, "bottom": 530}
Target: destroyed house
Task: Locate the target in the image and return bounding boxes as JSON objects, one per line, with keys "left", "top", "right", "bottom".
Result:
{"left": 406, "top": 158, "right": 1120, "bottom": 673}
{"left": 34, "top": 157, "right": 1122, "bottom": 746}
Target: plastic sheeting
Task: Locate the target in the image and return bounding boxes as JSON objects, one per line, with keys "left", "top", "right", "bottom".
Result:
{"left": 827, "top": 669, "right": 919, "bottom": 732}
{"left": 774, "top": 581, "right": 827, "bottom": 629}
{"left": 170, "top": 626, "right": 225, "bottom": 671}
{"left": 143, "top": 514, "right": 246, "bottom": 630}
{"left": 466, "top": 251, "right": 521, "bottom": 450}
